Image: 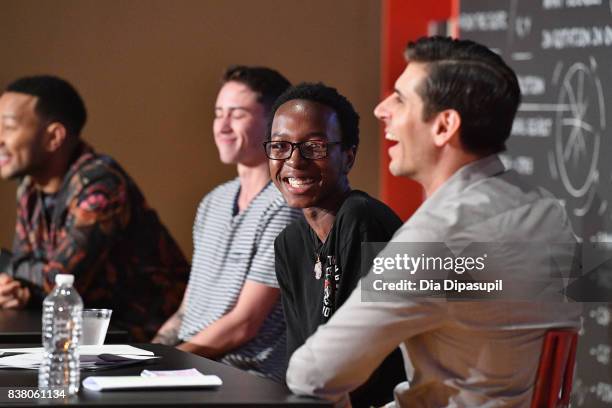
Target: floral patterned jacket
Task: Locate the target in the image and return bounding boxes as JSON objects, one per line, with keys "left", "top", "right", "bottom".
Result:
{"left": 9, "top": 143, "right": 189, "bottom": 341}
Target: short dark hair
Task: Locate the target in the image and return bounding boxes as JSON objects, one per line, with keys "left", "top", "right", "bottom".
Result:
{"left": 268, "top": 82, "right": 360, "bottom": 149}
{"left": 222, "top": 65, "right": 291, "bottom": 112}
{"left": 405, "top": 36, "right": 521, "bottom": 155}
{"left": 5, "top": 75, "right": 87, "bottom": 137}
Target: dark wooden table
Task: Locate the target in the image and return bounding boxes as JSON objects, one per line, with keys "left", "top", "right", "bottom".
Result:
{"left": 0, "top": 343, "right": 330, "bottom": 407}
{"left": 0, "top": 309, "right": 128, "bottom": 344}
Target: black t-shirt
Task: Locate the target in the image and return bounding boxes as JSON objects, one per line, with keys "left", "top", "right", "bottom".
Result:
{"left": 275, "top": 190, "right": 405, "bottom": 407}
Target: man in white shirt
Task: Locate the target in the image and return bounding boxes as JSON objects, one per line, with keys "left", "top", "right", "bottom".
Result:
{"left": 286, "top": 36, "right": 581, "bottom": 407}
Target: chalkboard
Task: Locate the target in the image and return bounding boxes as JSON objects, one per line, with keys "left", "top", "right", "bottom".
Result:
{"left": 459, "top": 0, "right": 612, "bottom": 406}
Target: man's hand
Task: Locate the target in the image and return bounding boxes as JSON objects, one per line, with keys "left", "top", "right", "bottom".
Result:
{"left": 177, "top": 342, "right": 203, "bottom": 353}
{"left": 0, "top": 273, "right": 31, "bottom": 309}
{"left": 152, "top": 295, "right": 187, "bottom": 346}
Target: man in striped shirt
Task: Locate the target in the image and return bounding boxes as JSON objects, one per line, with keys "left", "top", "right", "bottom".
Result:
{"left": 153, "top": 66, "right": 300, "bottom": 381}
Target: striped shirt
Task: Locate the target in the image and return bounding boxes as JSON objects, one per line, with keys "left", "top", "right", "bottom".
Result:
{"left": 179, "top": 178, "right": 301, "bottom": 381}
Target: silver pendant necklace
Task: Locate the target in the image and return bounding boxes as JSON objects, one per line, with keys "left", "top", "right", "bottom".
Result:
{"left": 314, "top": 254, "right": 322, "bottom": 280}
{"left": 312, "top": 228, "right": 324, "bottom": 280}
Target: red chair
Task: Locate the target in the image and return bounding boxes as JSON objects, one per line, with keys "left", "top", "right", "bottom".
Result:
{"left": 531, "top": 329, "right": 578, "bottom": 408}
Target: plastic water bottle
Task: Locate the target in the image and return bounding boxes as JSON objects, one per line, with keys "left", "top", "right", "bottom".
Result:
{"left": 38, "top": 274, "right": 83, "bottom": 395}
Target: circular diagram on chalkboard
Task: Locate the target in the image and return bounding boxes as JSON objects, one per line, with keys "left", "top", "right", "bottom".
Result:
{"left": 553, "top": 58, "right": 605, "bottom": 217}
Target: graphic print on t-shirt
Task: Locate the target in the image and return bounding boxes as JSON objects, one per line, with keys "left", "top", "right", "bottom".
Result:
{"left": 322, "top": 255, "right": 341, "bottom": 320}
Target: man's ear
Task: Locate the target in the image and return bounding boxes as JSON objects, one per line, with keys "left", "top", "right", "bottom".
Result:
{"left": 44, "top": 122, "right": 68, "bottom": 153}
{"left": 432, "top": 109, "right": 461, "bottom": 148}
{"left": 343, "top": 145, "right": 357, "bottom": 174}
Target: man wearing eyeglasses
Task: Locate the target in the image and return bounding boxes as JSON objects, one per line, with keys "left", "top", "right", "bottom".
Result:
{"left": 266, "top": 83, "right": 405, "bottom": 407}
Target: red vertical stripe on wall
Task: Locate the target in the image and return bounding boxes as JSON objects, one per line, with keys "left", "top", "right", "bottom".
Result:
{"left": 379, "top": 0, "right": 459, "bottom": 221}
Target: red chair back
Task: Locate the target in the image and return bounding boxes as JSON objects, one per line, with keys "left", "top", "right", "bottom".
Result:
{"left": 531, "top": 329, "right": 578, "bottom": 408}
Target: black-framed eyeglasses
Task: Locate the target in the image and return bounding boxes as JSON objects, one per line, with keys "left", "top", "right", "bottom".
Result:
{"left": 263, "top": 140, "right": 342, "bottom": 160}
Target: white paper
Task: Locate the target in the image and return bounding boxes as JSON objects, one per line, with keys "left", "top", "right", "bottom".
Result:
{"left": 0, "top": 345, "right": 154, "bottom": 356}
{"left": 141, "top": 368, "right": 204, "bottom": 377}
{"left": 0, "top": 350, "right": 158, "bottom": 370}
{"left": 82, "top": 375, "right": 223, "bottom": 391}
{"left": 0, "top": 353, "right": 43, "bottom": 369}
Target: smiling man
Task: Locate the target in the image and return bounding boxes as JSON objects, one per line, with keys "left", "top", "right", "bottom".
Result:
{"left": 153, "top": 66, "right": 300, "bottom": 382}
{"left": 285, "top": 37, "right": 581, "bottom": 407}
{"left": 0, "top": 75, "right": 189, "bottom": 341}
{"left": 267, "top": 83, "right": 405, "bottom": 407}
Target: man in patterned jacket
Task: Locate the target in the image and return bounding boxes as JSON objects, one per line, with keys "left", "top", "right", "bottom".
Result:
{"left": 0, "top": 75, "right": 189, "bottom": 341}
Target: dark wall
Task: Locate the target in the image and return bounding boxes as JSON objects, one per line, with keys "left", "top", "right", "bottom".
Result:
{"left": 0, "top": 0, "right": 382, "bottom": 256}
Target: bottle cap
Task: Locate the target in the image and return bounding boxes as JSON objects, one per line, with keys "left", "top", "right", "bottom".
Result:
{"left": 55, "top": 274, "right": 74, "bottom": 286}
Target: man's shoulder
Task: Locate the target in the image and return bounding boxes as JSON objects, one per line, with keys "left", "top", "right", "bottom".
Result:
{"left": 257, "top": 182, "right": 292, "bottom": 208}
{"left": 197, "top": 180, "right": 300, "bottom": 220}
{"left": 206, "top": 177, "right": 239, "bottom": 196}
{"left": 61, "top": 151, "right": 147, "bottom": 216}
{"left": 459, "top": 169, "right": 567, "bottom": 226}
{"left": 201, "top": 179, "right": 284, "bottom": 206}
{"left": 195, "top": 178, "right": 239, "bottom": 209}
{"left": 250, "top": 183, "right": 302, "bottom": 223}
{"left": 16, "top": 176, "right": 35, "bottom": 198}
{"left": 69, "top": 149, "right": 131, "bottom": 192}
{"left": 337, "top": 190, "right": 402, "bottom": 228}
{"left": 277, "top": 217, "right": 308, "bottom": 243}
{"left": 400, "top": 169, "right": 573, "bottom": 242}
